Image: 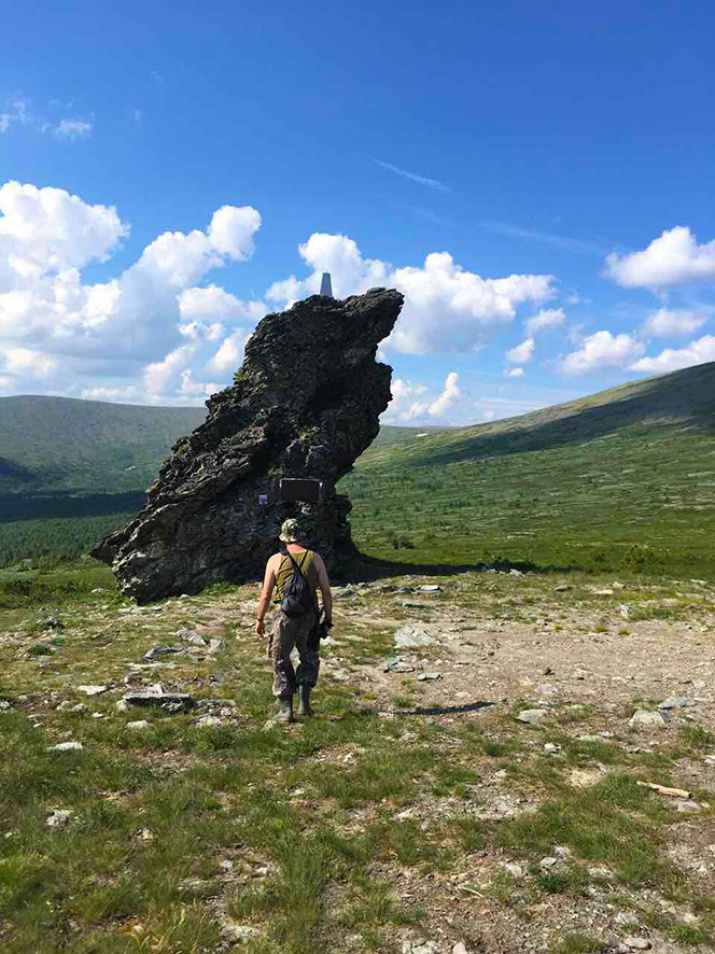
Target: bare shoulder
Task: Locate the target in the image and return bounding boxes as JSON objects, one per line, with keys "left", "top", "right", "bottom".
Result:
{"left": 311, "top": 551, "right": 326, "bottom": 569}
{"left": 267, "top": 552, "right": 283, "bottom": 572}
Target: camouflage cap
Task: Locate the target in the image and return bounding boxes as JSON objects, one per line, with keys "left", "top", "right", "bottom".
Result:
{"left": 279, "top": 518, "right": 303, "bottom": 543}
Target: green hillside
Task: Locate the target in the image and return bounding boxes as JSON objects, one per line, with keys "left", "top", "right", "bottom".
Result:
{"left": 0, "top": 395, "right": 206, "bottom": 495}
{"left": 341, "top": 361, "right": 715, "bottom": 578}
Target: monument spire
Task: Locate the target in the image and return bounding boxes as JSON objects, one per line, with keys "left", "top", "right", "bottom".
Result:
{"left": 320, "top": 272, "right": 333, "bottom": 297}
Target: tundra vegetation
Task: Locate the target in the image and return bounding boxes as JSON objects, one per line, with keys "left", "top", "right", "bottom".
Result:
{"left": 0, "top": 363, "right": 714, "bottom": 951}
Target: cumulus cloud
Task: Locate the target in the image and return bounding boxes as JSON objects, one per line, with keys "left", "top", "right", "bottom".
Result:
{"left": 641, "top": 307, "right": 711, "bottom": 337}
{"left": 605, "top": 226, "right": 715, "bottom": 288}
{"left": 560, "top": 331, "right": 645, "bottom": 375}
{"left": 268, "top": 233, "right": 555, "bottom": 354}
{"left": 505, "top": 337, "right": 534, "bottom": 364}
{"left": 525, "top": 307, "right": 566, "bottom": 335}
{"left": 382, "top": 372, "right": 461, "bottom": 423}
{"left": 0, "top": 181, "right": 264, "bottom": 403}
{"left": 504, "top": 367, "right": 525, "bottom": 378}
{"left": 629, "top": 335, "right": 715, "bottom": 374}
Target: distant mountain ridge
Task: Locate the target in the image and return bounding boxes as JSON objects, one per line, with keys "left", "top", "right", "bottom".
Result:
{"left": 1, "top": 362, "right": 714, "bottom": 499}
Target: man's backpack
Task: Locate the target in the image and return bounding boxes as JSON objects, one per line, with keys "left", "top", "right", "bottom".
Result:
{"left": 280, "top": 550, "right": 316, "bottom": 618}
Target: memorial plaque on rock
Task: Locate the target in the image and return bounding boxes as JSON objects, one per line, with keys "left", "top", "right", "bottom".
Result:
{"left": 280, "top": 478, "right": 323, "bottom": 504}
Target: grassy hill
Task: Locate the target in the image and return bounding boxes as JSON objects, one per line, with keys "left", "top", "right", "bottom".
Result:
{"left": 0, "top": 395, "right": 207, "bottom": 495}
{"left": 1, "top": 363, "right": 715, "bottom": 576}
{"left": 341, "top": 361, "right": 715, "bottom": 578}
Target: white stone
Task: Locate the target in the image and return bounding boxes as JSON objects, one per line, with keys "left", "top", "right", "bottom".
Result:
{"left": 623, "top": 939, "right": 651, "bottom": 950}
{"left": 48, "top": 741, "right": 83, "bottom": 751}
{"left": 127, "top": 720, "right": 150, "bottom": 730}
{"left": 516, "top": 709, "right": 548, "bottom": 727}
{"left": 629, "top": 709, "right": 667, "bottom": 728}
{"left": 46, "top": 810, "right": 72, "bottom": 827}
{"left": 77, "top": 685, "right": 108, "bottom": 696}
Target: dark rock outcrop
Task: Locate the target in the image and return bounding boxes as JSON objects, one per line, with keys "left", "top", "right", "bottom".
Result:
{"left": 92, "top": 288, "right": 404, "bottom": 602}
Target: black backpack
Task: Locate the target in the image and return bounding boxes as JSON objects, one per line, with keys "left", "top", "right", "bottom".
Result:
{"left": 280, "top": 550, "right": 316, "bottom": 617}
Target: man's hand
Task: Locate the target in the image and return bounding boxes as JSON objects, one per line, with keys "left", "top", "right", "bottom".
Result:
{"left": 254, "top": 618, "right": 266, "bottom": 639}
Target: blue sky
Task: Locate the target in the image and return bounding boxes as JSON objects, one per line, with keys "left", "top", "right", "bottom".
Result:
{"left": 2, "top": 0, "right": 715, "bottom": 423}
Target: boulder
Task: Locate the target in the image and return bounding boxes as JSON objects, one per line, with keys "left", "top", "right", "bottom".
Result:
{"left": 92, "top": 289, "right": 403, "bottom": 602}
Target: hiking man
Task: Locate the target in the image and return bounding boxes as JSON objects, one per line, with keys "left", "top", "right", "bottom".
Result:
{"left": 254, "top": 518, "right": 333, "bottom": 723}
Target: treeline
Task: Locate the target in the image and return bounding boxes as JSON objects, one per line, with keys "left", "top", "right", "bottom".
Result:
{"left": 0, "top": 513, "right": 133, "bottom": 567}
{"left": 0, "top": 492, "right": 146, "bottom": 523}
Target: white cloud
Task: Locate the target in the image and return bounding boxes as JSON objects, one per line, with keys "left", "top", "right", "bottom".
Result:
{"left": 0, "top": 345, "right": 56, "bottom": 377}
{"left": 0, "top": 180, "right": 264, "bottom": 402}
{"left": 53, "top": 118, "right": 93, "bottom": 140}
{"left": 629, "top": 335, "right": 715, "bottom": 374}
{"left": 268, "top": 233, "right": 555, "bottom": 354}
{"left": 382, "top": 371, "right": 461, "bottom": 423}
{"left": 504, "top": 366, "right": 525, "bottom": 378}
{"left": 505, "top": 337, "right": 534, "bottom": 364}
{"left": 641, "top": 307, "right": 711, "bottom": 337}
{"left": 428, "top": 371, "right": 461, "bottom": 416}
{"left": 561, "top": 330, "right": 645, "bottom": 375}
{"left": 525, "top": 307, "right": 566, "bottom": 334}
{"left": 606, "top": 226, "right": 715, "bottom": 288}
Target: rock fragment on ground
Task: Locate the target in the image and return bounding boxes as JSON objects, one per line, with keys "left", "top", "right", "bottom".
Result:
{"left": 394, "top": 626, "right": 439, "bottom": 648}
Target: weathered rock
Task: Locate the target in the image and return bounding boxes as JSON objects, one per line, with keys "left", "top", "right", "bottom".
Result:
{"left": 123, "top": 691, "right": 194, "bottom": 712}
{"left": 46, "top": 810, "right": 72, "bottom": 828}
{"left": 658, "top": 696, "right": 693, "bottom": 710}
{"left": 143, "top": 646, "right": 181, "bottom": 661}
{"left": 92, "top": 289, "right": 404, "bottom": 601}
{"left": 48, "top": 741, "right": 83, "bottom": 752}
{"left": 516, "top": 708, "right": 548, "bottom": 727}
{"left": 629, "top": 709, "right": 668, "bottom": 728}
{"left": 77, "top": 685, "right": 108, "bottom": 696}
{"left": 394, "top": 626, "right": 439, "bottom": 648}
{"left": 623, "top": 938, "right": 651, "bottom": 950}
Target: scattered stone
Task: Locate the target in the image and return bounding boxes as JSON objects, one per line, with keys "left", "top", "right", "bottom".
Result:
{"left": 589, "top": 866, "right": 617, "bottom": 881}
{"left": 570, "top": 768, "right": 605, "bottom": 788}
{"left": 43, "top": 618, "right": 64, "bottom": 630}
{"left": 127, "top": 720, "right": 150, "bottom": 730}
{"left": 92, "top": 713, "right": 105, "bottom": 719}
{"left": 417, "top": 672, "right": 442, "bottom": 682}
{"left": 658, "top": 696, "right": 693, "bottom": 710}
{"left": 77, "top": 685, "right": 108, "bottom": 697}
{"left": 676, "top": 800, "right": 702, "bottom": 813}
{"left": 623, "top": 938, "right": 651, "bottom": 951}
{"left": 219, "top": 859, "right": 234, "bottom": 872}
{"left": 616, "top": 913, "right": 641, "bottom": 929}
{"left": 540, "top": 856, "right": 559, "bottom": 870}
{"left": 509, "top": 569, "right": 523, "bottom": 577}
{"left": 394, "top": 626, "right": 439, "bottom": 648}
{"left": 544, "top": 742, "right": 562, "bottom": 753}
{"left": 629, "top": 709, "right": 668, "bottom": 728}
{"left": 503, "top": 863, "right": 524, "bottom": 878}
{"left": 137, "top": 827, "right": 154, "bottom": 842}
{"left": 418, "top": 585, "right": 442, "bottom": 593}
{"left": 555, "top": 584, "right": 573, "bottom": 592}
{"left": 402, "top": 942, "right": 437, "bottom": 954}
{"left": 452, "top": 944, "right": 469, "bottom": 954}
{"left": 70, "top": 703, "right": 86, "bottom": 713}
{"left": 593, "top": 588, "right": 614, "bottom": 596}
{"left": 143, "top": 646, "right": 181, "bottom": 661}
{"left": 221, "top": 922, "right": 262, "bottom": 944}
{"left": 191, "top": 715, "right": 223, "bottom": 728}
{"left": 208, "top": 638, "right": 226, "bottom": 654}
{"left": 382, "top": 656, "right": 416, "bottom": 674}
{"left": 176, "top": 628, "right": 206, "bottom": 646}
{"left": 46, "top": 810, "right": 72, "bottom": 827}
{"left": 123, "top": 691, "right": 194, "bottom": 712}
{"left": 48, "top": 741, "right": 83, "bottom": 752}
{"left": 619, "top": 604, "right": 632, "bottom": 620}
{"left": 0, "top": 700, "right": 11, "bottom": 712}
{"left": 554, "top": 846, "right": 572, "bottom": 859}
{"left": 516, "top": 708, "right": 548, "bottom": 727}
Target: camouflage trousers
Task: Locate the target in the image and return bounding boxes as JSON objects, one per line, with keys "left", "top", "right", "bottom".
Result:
{"left": 267, "top": 609, "right": 320, "bottom": 699}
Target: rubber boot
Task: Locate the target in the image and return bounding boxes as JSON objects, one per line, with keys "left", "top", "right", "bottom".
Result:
{"left": 297, "top": 684, "right": 313, "bottom": 718}
{"left": 274, "top": 696, "right": 294, "bottom": 724}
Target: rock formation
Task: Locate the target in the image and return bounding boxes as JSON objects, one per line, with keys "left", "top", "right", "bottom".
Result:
{"left": 92, "top": 288, "right": 404, "bottom": 602}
